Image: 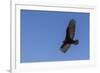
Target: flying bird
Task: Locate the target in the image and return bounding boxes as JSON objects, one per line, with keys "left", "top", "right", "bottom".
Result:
{"left": 60, "top": 19, "right": 79, "bottom": 53}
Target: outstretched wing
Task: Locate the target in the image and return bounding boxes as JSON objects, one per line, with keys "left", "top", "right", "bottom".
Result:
{"left": 60, "top": 44, "right": 71, "bottom": 53}
{"left": 64, "top": 19, "right": 76, "bottom": 41}
{"left": 68, "top": 19, "right": 76, "bottom": 39}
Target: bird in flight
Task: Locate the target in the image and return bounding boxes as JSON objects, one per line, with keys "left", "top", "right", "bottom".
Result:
{"left": 60, "top": 19, "right": 79, "bottom": 53}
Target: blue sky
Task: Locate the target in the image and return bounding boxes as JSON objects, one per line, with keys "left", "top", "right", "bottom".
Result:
{"left": 20, "top": 10, "right": 89, "bottom": 63}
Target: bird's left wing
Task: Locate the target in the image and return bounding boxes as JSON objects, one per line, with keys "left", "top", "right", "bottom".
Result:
{"left": 60, "top": 44, "right": 71, "bottom": 53}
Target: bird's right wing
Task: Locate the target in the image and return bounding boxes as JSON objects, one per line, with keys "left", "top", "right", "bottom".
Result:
{"left": 69, "top": 23, "right": 75, "bottom": 39}
{"left": 64, "top": 19, "right": 76, "bottom": 41}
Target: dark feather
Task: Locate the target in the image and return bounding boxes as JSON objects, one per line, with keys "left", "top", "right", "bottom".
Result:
{"left": 60, "top": 19, "right": 78, "bottom": 53}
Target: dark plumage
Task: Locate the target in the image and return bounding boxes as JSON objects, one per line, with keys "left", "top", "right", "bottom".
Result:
{"left": 60, "top": 19, "right": 79, "bottom": 53}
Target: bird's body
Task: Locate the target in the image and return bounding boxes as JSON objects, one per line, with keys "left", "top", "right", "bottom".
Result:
{"left": 60, "top": 19, "right": 79, "bottom": 53}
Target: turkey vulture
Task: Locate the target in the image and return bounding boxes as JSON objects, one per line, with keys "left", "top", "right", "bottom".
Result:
{"left": 60, "top": 19, "right": 79, "bottom": 53}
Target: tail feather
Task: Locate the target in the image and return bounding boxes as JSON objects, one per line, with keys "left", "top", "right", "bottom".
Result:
{"left": 74, "top": 40, "right": 79, "bottom": 45}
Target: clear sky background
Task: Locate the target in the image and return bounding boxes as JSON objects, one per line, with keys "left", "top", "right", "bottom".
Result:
{"left": 21, "top": 10, "right": 89, "bottom": 63}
